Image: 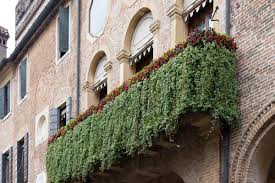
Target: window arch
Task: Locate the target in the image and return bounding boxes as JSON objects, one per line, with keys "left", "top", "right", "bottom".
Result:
{"left": 86, "top": 51, "right": 110, "bottom": 107}
{"left": 130, "top": 11, "right": 154, "bottom": 73}
{"left": 89, "top": 0, "right": 108, "bottom": 37}
{"left": 131, "top": 12, "right": 153, "bottom": 55}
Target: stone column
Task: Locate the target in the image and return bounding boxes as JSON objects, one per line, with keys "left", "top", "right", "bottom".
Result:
{"left": 167, "top": 1, "right": 187, "bottom": 48}
{"left": 117, "top": 49, "right": 134, "bottom": 84}
{"left": 213, "top": 0, "right": 223, "bottom": 32}
{"left": 83, "top": 81, "right": 94, "bottom": 108}
{"left": 149, "top": 20, "right": 161, "bottom": 59}
{"left": 104, "top": 61, "right": 113, "bottom": 93}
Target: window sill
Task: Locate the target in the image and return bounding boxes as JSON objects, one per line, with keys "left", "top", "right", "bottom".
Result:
{"left": 18, "top": 94, "right": 28, "bottom": 106}
{"left": 56, "top": 49, "right": 71, "bottom": 65}
{"left": 0, "top": 112, "right": 12, "bottom": 123}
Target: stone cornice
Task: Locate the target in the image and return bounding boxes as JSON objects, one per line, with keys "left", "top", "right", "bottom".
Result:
{"left": 16, "top": 0, "right": 44, "bottom": 39}
{"left": 166, "top": 4, "right": 184, "bottom": 21}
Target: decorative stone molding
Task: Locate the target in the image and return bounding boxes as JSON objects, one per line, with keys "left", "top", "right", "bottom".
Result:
{"left": 117, "top": 49, "right": 133, "bottom": 84}
{"left": 166, "top": 4, "right": 183, "bottom": 21}
{"left": 116, "top": 49, "right": 130, "bottom": 64}
{"left": 231, "top": 99, "right": 275, "bottom": 183}
{"left": 149, "top": 20, "right": 160, "bottom": 35}
{"left": 166, "top": 3, "right": 186, "bottom": 47}
{"left": 16, "top": 0, "right": 33, "bottom": 24}
{"left": 82, "top": 81, "right": 94, "bottom": 93}
{"left": 104, "top": 61, "right": 113, "bottom": 73}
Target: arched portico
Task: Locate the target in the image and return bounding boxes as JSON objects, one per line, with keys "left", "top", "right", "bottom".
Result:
{"left": 246, "top": 126, "right": 275, "bottom": 183}
{"left": 231, "top": 100, "right": 275, "bottom": 183}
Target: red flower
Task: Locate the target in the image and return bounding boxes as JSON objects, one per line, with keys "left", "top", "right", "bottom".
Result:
{"left": 123, "top": 83, "right": 129, "bottom": 91}
{"left": 48, "top": 30, "right": 237, "bottom": 144}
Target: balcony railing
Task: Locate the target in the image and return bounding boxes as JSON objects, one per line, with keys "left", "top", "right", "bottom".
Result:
{"left": 46, "top": 30, "right": 238, "bottom": 182}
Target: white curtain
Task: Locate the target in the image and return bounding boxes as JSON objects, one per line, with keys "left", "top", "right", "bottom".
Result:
{"left": 94, "top": 56, "right": 107, "bottom": 85}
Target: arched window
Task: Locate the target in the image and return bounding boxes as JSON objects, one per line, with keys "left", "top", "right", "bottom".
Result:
{"left": 94, "top": 56, "right": 108, "bottom": 101}
{"left": 130, "top": 12, "right": 154, "bottom": 73}
{"left": 89, "top": 0, "right": 108, "bottom": 37}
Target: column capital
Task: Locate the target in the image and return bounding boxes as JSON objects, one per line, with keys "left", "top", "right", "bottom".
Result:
{"left": 82, "top": 81, "right": 93, "bottom": 92}
{"left": 166, "top": 4, "right": 183, "bottom": 21}
{"left": 116, "top": 49, "right": 130, "bottom": 64}
{"left": 150, "top": 20, "right": 160, "bottom": 35}
{"left": 104, "top": 61, "right": 113, "bottom": 72}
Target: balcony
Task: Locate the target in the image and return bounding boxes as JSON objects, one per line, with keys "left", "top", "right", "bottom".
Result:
{"left": 46, "top": 31, "right": 239, "bottom": 182}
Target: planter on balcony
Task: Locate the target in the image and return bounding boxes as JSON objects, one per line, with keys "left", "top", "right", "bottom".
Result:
{"left": 46, "top": 31, "right": 239, "bottom": 183}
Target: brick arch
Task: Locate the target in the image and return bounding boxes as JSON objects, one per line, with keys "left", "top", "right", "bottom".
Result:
{"left": 230, "top": 99, "right": 275, "bottom": 183}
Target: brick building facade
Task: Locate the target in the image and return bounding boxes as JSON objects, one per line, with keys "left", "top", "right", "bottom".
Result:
{"left": 0, "top": 0, "right": 274, "bottom": 182}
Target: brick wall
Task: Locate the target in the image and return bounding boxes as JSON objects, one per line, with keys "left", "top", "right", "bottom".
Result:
{"left": 0, "top": 0, "right": 77, "bottom": 181}
{"left": 0, "top": 0, "right": 236, "bottom": 182}
{"left": 230, "top": 0, "right": 275, "bottom": 182}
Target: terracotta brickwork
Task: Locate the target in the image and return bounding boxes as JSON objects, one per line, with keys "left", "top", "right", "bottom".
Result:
{"left": 230, "top": 0, "right": 275, "bottom": 182}
{"left": 1, "top": 0, "right": 274, "bottom": 182}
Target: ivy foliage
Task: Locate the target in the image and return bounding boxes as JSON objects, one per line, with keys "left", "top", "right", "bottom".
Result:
{"left": 46, "top": 44, "right": 239, "bottom": 182}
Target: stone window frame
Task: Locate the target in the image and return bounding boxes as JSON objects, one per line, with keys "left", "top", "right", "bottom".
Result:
{"left": 0, "top": 75, "right": 13, "bottom": 122}
{"left": 55, "top": 1, "right": 72, "bottom": 65}
{"left": 18, "top": 56, "right": 29, "bottom": 105}
{"left": 87, "top": 0, "right": 111, "bottom": 42}
{"left": 85, "top": 51, "right": 112, "bottom": 108}
{"left": 117, "top": 8, "right": 160, "bottom": 84}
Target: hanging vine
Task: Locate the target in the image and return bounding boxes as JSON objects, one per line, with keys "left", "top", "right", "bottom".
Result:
{"left": 46, "top": 31, "right": 239, "bottom": 183}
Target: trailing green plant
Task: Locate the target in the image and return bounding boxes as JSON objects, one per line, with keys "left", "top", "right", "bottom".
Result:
{"left": 46, "top": 41, "right": 239, "bottom": 182}
{"left": 48, "top": 30, "right": 237, "bottom": 144}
